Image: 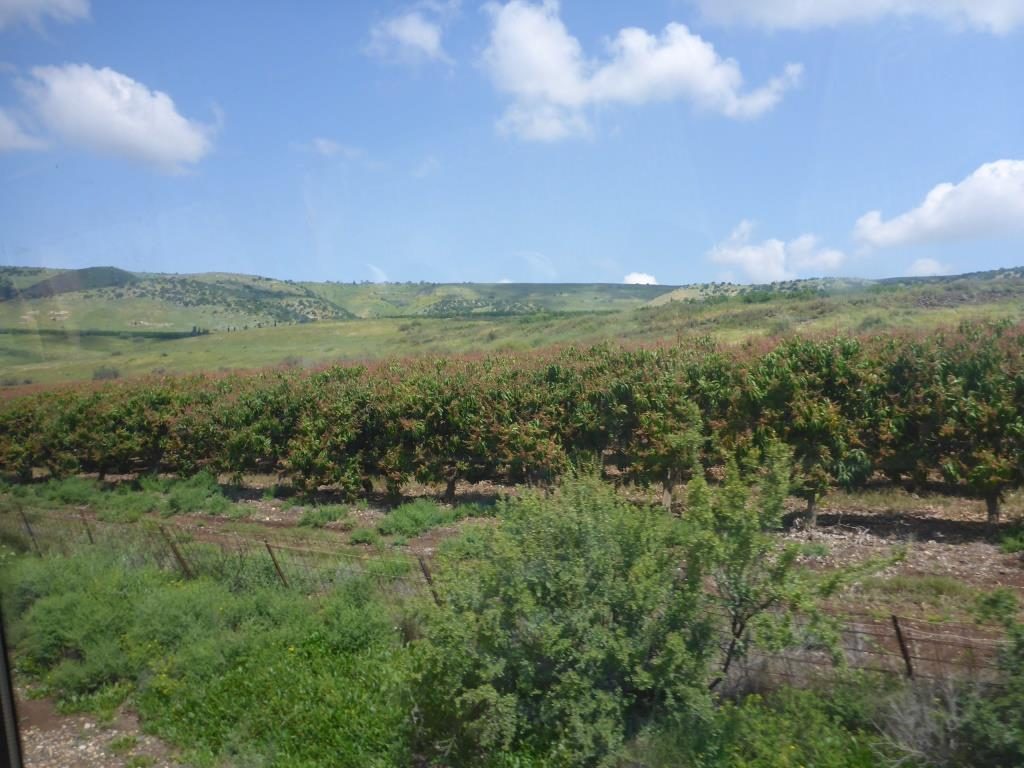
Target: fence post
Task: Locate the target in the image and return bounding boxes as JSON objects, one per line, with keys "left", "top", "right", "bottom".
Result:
{"left": 17, "top": 506, "right": 41, "bottom": 557}
{"left": 264, "top": 541, "right": 289, "bottom": 588}
{"left": 891, "top": 615, "right": 914, "bottom": 679}
{"left": 159, "top": 526, "right": 193, "bottom": 579}
{"left": 79, "top": 510, "right": 94, "bottom": 545}
{"left": 418, "top": 556, "right": 441, "bottom": 607}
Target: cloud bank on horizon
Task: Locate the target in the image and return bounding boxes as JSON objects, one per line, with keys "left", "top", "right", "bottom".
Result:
{"left": 624, "top": 272, "right": 658, "bottom": 285}
{"left": 708, "top": 221, "right": 845, "bottom": 283}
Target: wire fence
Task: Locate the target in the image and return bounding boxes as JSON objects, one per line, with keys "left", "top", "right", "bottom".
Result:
{"left": 0, "top": 505, "right": 434, "bottom": 605}
{"left": 0, "top": 505, "right": 1009, "bottom": 688}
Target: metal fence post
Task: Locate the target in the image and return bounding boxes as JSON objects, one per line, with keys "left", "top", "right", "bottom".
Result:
{"left": 264, "top": 541, "right": 289, "bottom": 588}
{"left": 418, "top": 556, "right": 441, "bottom": 607}
{"left": 891, "top": 615, "right": 914, "bottom": 679}
{"left": 17, "top": 507, "right": 40, "bottom": 557}
{"left": 79, "top": 511, "right": 94, "bottom": 545}
{"left": 159, "top": 525, "right": 193, "bottom": 579}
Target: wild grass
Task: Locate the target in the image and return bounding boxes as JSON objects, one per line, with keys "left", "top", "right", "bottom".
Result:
{"left": 0, "top": 550, "right": 411, "bottom": 767}
{"left": 859, "top": 574, "right": 978, "bottom": 603}
{"left": 6, "top": 473, "right": 233, "bottom": 522}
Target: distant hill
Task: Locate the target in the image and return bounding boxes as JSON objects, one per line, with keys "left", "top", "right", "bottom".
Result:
{"left": 14, "top": 266, "right": 139, "bottom": 299}
{"left": 1, "top": 264, "right": 1023, "bottom": 339}
{"left": 0, "top": 267, "right": 679, "bottom": 332}
{"left": 1, "top": 263, "right": 1022, "bottom": 389}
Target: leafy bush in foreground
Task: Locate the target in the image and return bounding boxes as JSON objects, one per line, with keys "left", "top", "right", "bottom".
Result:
{"left": 412, "top": 454, "right": 837, "bottom": 767}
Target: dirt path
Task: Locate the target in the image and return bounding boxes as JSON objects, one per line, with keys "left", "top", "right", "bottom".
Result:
{"left": 17, "top": 693, "right": 183, "bottom": 768}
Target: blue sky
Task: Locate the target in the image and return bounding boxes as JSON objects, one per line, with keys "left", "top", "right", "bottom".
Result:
{"left": 1, "top": 0, "right": 1023, "bottom": 285}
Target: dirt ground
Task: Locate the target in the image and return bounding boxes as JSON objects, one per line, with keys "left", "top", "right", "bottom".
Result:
{"left": 16, "top": 691, "right": 182, "bottom": 768}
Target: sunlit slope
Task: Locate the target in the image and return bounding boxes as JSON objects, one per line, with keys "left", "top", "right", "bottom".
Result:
{"left": 1, "top": 267, "right": 676, "bottom": 331}
{"left": 1, "top": 265, "right": 1022, "bottom": 388}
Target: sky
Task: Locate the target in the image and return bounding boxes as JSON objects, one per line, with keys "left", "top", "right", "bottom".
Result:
{"left": 0, "top": 0, "right": 1023, "bottom": 286}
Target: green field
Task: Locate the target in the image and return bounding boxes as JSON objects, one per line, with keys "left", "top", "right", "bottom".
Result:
{"left": 2, "top": 264, "right": 1024, "bottom": 387}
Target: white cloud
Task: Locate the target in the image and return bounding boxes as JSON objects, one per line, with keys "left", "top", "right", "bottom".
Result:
{"left": 0, "top": 0, "right": 89, "bottom": 30}
{"left": 854, "top": 160, "right": 1024, "bottom": 248}
{"left": 708, "top": 221, "right": 845, "bottom": 283}
{"left": 906, "top": 257, "right": 952, "bottom": 277}
{"left": 624, "top": 272, "right": 658, "bottom": 285}
{"left": 368, "top": 6, "right": 453, "bottom": 64}
{"left": 18, "top": 64, "right": 213, "bottom": 173}
{"left": 0, "top": 107, "right": 45, "bottom": 150}
{"left": 694, "top": 0, "right": 1024, "bottom": 35}
{"left": 483, "top": 0, "right": 802, "bottom": 141}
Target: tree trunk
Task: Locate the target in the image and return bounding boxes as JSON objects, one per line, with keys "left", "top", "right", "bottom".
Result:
{"left": 443, "top": 476, "right": 458, "bottom": 504}
{"left": 985, "top": 494, "right": 1001, "bottom": 526}
{"left": 805, "top": 495, "right": 818, "bottom": 528}
{"left": 385, "top": 479, "right": 402, "bottom": 504}
{"left": 662, "top": 476, "right": 675, "bottom": 511}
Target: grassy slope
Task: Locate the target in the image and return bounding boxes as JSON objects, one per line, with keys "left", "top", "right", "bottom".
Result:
{"left": 1, "top": 266, "right": 1023, "bottom": 387}
{"left": 305, "top": 281, "right": 673, "bottom": 317}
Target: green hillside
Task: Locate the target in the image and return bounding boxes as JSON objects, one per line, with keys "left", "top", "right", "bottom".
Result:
{"left": 1, "top": 264, "right": 1023, "bottom": 388}
{"left": 0, "top": 267, "right": 675, "bottom": 334}
{"left": 16, "top": 266, "right": 139, "bottom": 299}
{"left": 305, "top": 281, "right": 673, "bottom": 318}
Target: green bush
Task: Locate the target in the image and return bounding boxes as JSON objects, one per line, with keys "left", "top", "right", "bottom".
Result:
{"left": 36, "top": 476, "right": 102, "bottom": 506}
{"left": 413, "top": 449, "right": 853, "bottom": 767}
{"left": 377, "top": 498, "right": 461, "bottom": 537}
{"left": 96, "top": 488, "right": 163, "bottom": 522}
{"left": 350, "top": 527, "right": 381, "bottom": 546}
{"left": 298, "top": 505, "right": 348, "bottom": 528}
{"left": 1001, "top": 527, "right": 1024, "bottom": 554}
{"left": 165, "top": 471, "right": 230, "bottom": 515}
{"left": 413, "top": 477, "right": 718, "bottom": 766}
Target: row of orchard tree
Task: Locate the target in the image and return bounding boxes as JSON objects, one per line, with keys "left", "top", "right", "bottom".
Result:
{"left": 2, "top": 321, "right": 1022, "bottom": 523}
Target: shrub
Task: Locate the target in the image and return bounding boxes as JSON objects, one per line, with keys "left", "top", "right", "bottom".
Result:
{"left": 91, "top": 365, "right": 120, "bottom": 381}
{"left": 413, "top": 477, "right": 718, "bottom": 766}
{"left": 413, "top": 452, "right": 850, "bottom": 766}
{"left": 377, "top": 499, "right": 460, "bottom": 537}
{"left": 1001, "top": 527, "right": 1024, "bottom": 554}
{"left": 36, "top": 476, "right": 102, "bottom": 506}
{"left": 165, "top": 471, "right": 230, "bottom": 516}
{"left": 96, "top": 488, "right": 162, "bottom": 522}
{"left": 349, "top": 527, "right": 380, "bottom": 546}
{"left": 298, "top": 505, "right": 348, "bottom": 528}
{"left": 956, "top": 591, "right": 1024, "bottom": 766}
